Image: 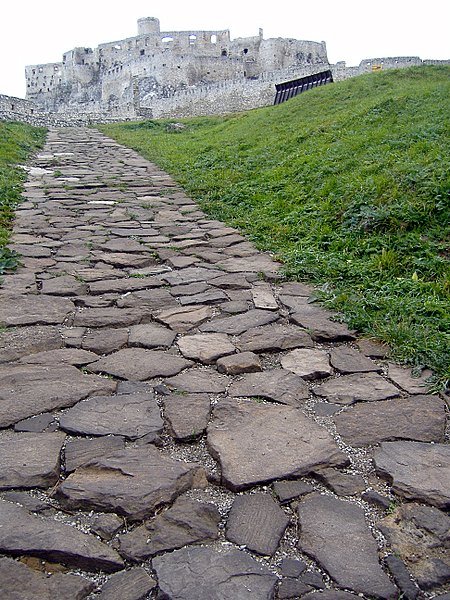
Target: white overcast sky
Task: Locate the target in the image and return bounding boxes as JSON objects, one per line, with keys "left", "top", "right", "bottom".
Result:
{"left": 1, "top": 0, "right": 449, "bottom": 99}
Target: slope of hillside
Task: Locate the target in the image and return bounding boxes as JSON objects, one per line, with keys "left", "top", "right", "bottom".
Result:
{"left": 101, "top": 66, "right": 450, "bottom": 386}
{"left": 0, "top": 121, "right": 46, "bottom": 272}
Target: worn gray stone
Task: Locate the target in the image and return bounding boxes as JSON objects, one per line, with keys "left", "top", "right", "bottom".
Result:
{"left": 217, "top": 255, "right": 280, "bottom": 274}
{"left": 312, "top": 467, "right": 366, "bottom": 496}
{"left": 237, "top": 323, "right": 313, "bottom": 353}
{"left": 118, "top": 496, "right": 220, "bottom": 560}
{"left": 40, "top": 275, "right": 89, "bottom": 296}
{"left": 281, "top": 348, "right": 332, "bottom": 380}
{"left": 329, "top": 345, "right": 381, "bottom": 373}
{"left": 19, "top": 347, "right": 98, "bottom": 365}
{"left": 153, "top": 546, "right": 278, "bottom": 599}
{"left": 87, "top": 348, "right": 192, "bottom": 380}
{"left": 280, "top": 557, "right": 307, "bottom": 577}
{"left": 298, "top": 493, "right": 397, "bottom": 599}
{"left": 0, "top": 325, "right": 62, "bottom": 363}
{"left": 14, "top": 412, "right": 56, "bottom": 432}
{"left": 313, "top": 372, "right": 400, "bottom": 404}
{"left": 216, "top": 351, "right": 262, "bottom": 374}
{"left": 334, "top": 395, "right": 446, "bottom": 446}
{"left": 385, "top": 555, "right": 420, "bottom": 600}
{"left": 90, "top": 513, "right": 123, "bottom": 541}
{"left": 156, "top": 305, "right": 214, "bottom": 332}
{"left": 200, "top": 309, "right": 278, "bottom": 335}
{"left": 97, "top": 567, "right": 156, "bottom": 600}
{"left": 0, "top": 499, "right": 124, "bottom": 572}
{"left": 164, "top": 368, "right": 229, "bottom": 394}
{"left": 374, "top": 441, "right": 450, "bottom": 509}
{"left": 251, "top": 285, "right": 278, "bottom": 310}
{"left": 207, "top": 398, "right": 348, "bottom": 491}
{"left": 273, "top": 480, "right": 315, "bottom": 503}
{"left": 302, "top": 593, "right": 360, "bottom": 600}
{"left": 0, "top": 364, "right": 116, "bottom": 427}
{"left": 81, "top": 327, "right": 129, "bottom": 354}
{"left": 387, "top": 364, "right": 433, "bottom": 394}
{"left": 55, "top": 445, "right": 204, "bottom": 520}
{"left": 117, "top": 288, "right": 176, "bottom": 310}
{"left": 0, "top": 294, "right": 74, "bottom": 326}
{"left": 228, "top": 369, "right": 309, "bottom": 406}
{"left": 177, "top": 333, "right": 235, "bottom": 364}
{"left": 88, "top": 276, "right": 162, "bottom": 295}
{"left": 60, "top": 392, "right": 163, "bottom": 440}
{"left": 64, "top": 437, "right": 126, "bottom": 472}
{"left": 128, "top": 323, "right": 176, "bottom": 348}
{"left": 164, "top": 393, "right": 211, "bottom": 440}
{"left": 278, "top": 579, "right": 312, "bottom": 598}
{"left": 73, "top": 307, "right": 145, "bottom": 328}
{"left": 0, "top": 432, "right": 65, "bottom": 490}
{"left": 0, "top": 556, "right": 95, "bottom": 600}
{"left": 226, "top": 493, "right": 289, "bottom": 556}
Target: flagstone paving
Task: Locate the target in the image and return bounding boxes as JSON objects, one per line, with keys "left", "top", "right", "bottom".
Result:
{"left": 0, "top": 127, "right": 448, "bottom": 599}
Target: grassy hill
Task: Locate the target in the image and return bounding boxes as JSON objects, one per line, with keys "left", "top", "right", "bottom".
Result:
{"left": 101, "top": 67, "right": 449, "bottom": 386}
{"left": 0, "top": 122, "right": 46, "bottom": 272}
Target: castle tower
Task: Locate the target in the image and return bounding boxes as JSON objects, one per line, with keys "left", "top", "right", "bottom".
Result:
{"left": 137, "top": 17, "right": 160, "bottom": 36}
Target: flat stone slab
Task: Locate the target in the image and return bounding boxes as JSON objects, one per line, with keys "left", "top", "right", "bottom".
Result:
{"left": 313, "top": 372, "right": 400, "bottom": 405}
{"left": 290, "top": 313, "right": 356, "bottom": 342}
{"left": 312, "top": 467, "right": 366, "bottom": 496}
{"left": 0, "top": 364, "right": 116, "bottom": 427}
{"left": 65, "top": 436, "right": 126, "bottom": 472}
{"left": 0, "top": 556, "right": 95, "bottom": 600}
{"left": 237, "top": 323, "right": 313, "bottom": 353}
{"left": 164, "top": 368, "right": 229, "bottom": 394}
{"left": 60, "top": 392, "right": 163, "bottom": 441}
{"left": 88, "top": 276, "right": 162, "bottom": 295}
{"left": 334, "top": 395, "right": 447, "bottom": 446}
{"left": 0, "top": 432, "right": 65, "bottom": 490}
{"left": 251, "top": 285, "right": 278, "bottom": 310}
{"left": 97, "top": 568, "right": 156, "bottom": 600}
{"left": 200, "top": 309, "right": 278, "bottom": 335}
{"left": 118, "top": 496, "right": 220, "bottom": 560}
{"left": 117, "top": 288, "right": 177, "bottom": 310}
{"left": 227, "top": 369, "right": 309, "bottom": 406}
{"left": 153, "top": 546, "right": 278, "bottom": 600}
{"left": 156, "top": 305, "right": 214, "bottom": 332}
{"left": 0, "top": 294, "right": 74, "bottom": 326}
{"left": 164, "top": 393, "right": 211, "bottom": 440}
{"left": 82, "top": 327, "right": 129, "bottom": 354}
{"left": 0, "top": 325, "right": 62, "bottom": 363}
{"left": 207, "top": 398, "right": 348, "bottom": 490}
{"left": 374, "top": 441, "right": 450, "bottom": 509}
{"left": 128, "top": 323, "right": 176, "bottom": 349}
{"left": 177, "top": 333, "right": 235, "bottom": 364}
{"left": 55, "top": 445, "right": 203, "bottom": 520}
{"left": 18, "top": 347, "right": 98, "bottom": 365}
{"left": 216, "top": 255, "right": 280, "bottom": 274}
{"left": 0, "top": 499, "right": 124, "bottom": 572}
{"left": 329, "top": 346, "right": 381, "bottom": 373}
{"left": 225, "top": 493, "right": 289, "bottom": 556}
{"left": 216, "top": 351, "right": 262, "bottom": 374}
{"left": 273, "top": 480, "right": 315, "bottom": 503}
{"left": 298, "top": 493, "right": 397, "bottom": 599}
{"left": 281, "top": 348, "right": 333, "bottom": 380}
{"left": 40, "top": 275, "right": 89, "bottom": 296}
{"left": 87, "top": 348, "right": 192, "bottom": 380}
{"left": 73, "top": 308, "right": 145, "bottom": 328}
{"left": 387, "top": 363, "right": 433, "bottom": 394}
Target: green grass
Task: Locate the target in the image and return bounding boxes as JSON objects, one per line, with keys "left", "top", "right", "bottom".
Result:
{"left": 100, "top": 66, "right": 450, "bottom": 387}
{"left": 0, "top": 121, "right": 46, "bottom": 272}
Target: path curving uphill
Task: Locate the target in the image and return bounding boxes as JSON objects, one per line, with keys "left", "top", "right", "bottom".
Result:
{"left": 0, "top": 128, "right": 448, "bottom": 599}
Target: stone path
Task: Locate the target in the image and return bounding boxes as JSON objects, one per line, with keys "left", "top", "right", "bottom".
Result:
{"left": 0, "top": 127, "right": 448, "bottom": 599}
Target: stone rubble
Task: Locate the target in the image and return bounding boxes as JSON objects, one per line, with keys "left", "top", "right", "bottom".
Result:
{"left": 0, "top": 127, "right": 448, "bottom": 599}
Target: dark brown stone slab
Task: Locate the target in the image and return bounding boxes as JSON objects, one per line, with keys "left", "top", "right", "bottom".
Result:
{"left": 200, "top": 309, "right": 278, "bottom": 335}
{"left": 290, "top": 313, "right": 356, "bottom": 342}
{"left": 73, "top": 308, "right": 145, "bottom": 328}
{"left": 169, "top": 282, "right": 210, "bottom": 296}
{"left": 116, "top": 288, "right": 177, "bottom": 310}
{"left": 40, "top": 275, "right": 89, "bottom": 296}
{"left": 281, "top": 348, "right": 333, "bottom": 380}
{"left": 0, "top": 325, "right": 62, "bottom": 363}
{"left": 0, "top": 432, "right": 65, "bottom": 490}
{"left": 128, "top": 323, "right": 176, "bottom": 349}
{"left": 118, "top": 496, "right": 220, "bottom": 560}
{"left": 60, "top": 393, "right": 163, "bottom": 441}
{"left": 298, "top": 493, "right": 397, "bottom": 599}
{"left": 216, "top": 351, "right": 262, "bottom": 375}
{"left": 97, "top": 567, "right": 156, "bottom": 600}
{"left": 228, "top": 369, "right": 309, "bottom": 406}
{"left": 387, "top": 364, "right": 433, "bottom": 394}
{"left": 156, "top": 305, "right": 214, "bottom": 332}
{"left": 161, "top": 267, "right": 223, "bottom": 286}
{"left": 19, "top": 348, "right": 98, "bottom": 365}
{"left": 225, "top": 493, "right": 289, "bottom": 556}
{"left": 153, "top": 546, "right": 277, "bottom": 600}
{"left": 82, "top": 327, "right": 129, "bottom": 354}
{"left": 177, "top": 333, "right": 235, "bottom": 364}
{"left": 207, "top": 398, "right": 348, "bottom": 491}
{"left": 14, "top": 412, "right": 56, "bottom": 433}
{"left": 90, "top": 513, "right": 123, "bottom": 541}
{"left": 164, "top": 368, "right": 229, "bottom": 394}
{"left": 312, "top": 467, "right": 366, "bottom": 496}
{"left": 0, "top": 556, "right": 95, "bottom": 600}
{"left": 164, "top": 393, "right": 211, "bottom": 440}
{"left": 313, "top": 372, "right": 400, "bottom": 405}
{"left": 334, "top": 395, "right": 447, "bottom": 446}
{"left": 93, "top": 252, "right": 156, "bottom": 268}
{"left": 64, "top": 437, "right": 126, "bottom": 473}
{"left": 357, "top": 338, "right": 390, "bottom": 358}
{"left": 374, "top": 441, "right": 450, "bottom": 509}
{"left": 0, "top": 364, "right": 116, "bottom": 427}
{"left": 88, "top": 276, "right": 162, "bottom": 295}
{"left": 0, "top": 294, "right": 74, "bottom": 326}
{"left": 55, "top": 445, "right": 204, "bottom": 520}
{"left": 0, "top": 499, "right": 124, "bottom": 572}
{"left": 330, "top": 346, "right": 381, "bottom": 373}
{"left": 216, "top": 255, "right": 280, "bottom": 274}
{"left": 98, "top": 238, "right": 146, "bottom": 253}
{"left": 237, "top": 323, "right": 313, "bottom": 353}
{"left": 273, "top": 480, "right": 315, "bottom": 503}
{"left": 209, "top": 274, "right": 251, "bottom": 289}
{"left": 179, "top": 289, "right": 228, "bottom": 305}
{"left": 278, "top": 579, "right": 312, "bottom": 599}
{"left": 87, "top": 348, "right": 192, "bottom": 380}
